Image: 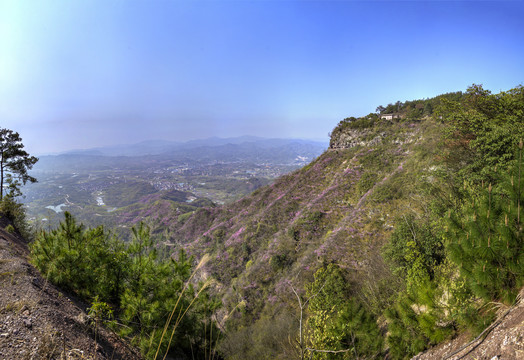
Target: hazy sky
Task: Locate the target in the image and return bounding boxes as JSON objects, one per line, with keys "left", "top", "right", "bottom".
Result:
{"left": 1, "top": 0, "right": 523, "bottom": 155}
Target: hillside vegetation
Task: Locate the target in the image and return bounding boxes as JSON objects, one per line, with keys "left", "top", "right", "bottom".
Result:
{"left": 165, "top": 84, "right": 523, "bottom": 359}
{"left": 26, "top": 84, "right": 524, "bottom": 359}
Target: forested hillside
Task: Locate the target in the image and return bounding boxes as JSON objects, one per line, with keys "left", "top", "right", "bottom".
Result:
{"left": 25, "top": 84, "right": 524, "bottom": 359}
{"left": 164, "top": 84, "right": 524, "bottom": 359}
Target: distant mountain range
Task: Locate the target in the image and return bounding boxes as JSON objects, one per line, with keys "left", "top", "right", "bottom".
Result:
{"left": 61, "top": 136, "right": 328, "bottom": 157}
{"left": 33, "top": 136, "right": 328, "bottom": 173}
{"left": 23, "top": 136, "right": 328, "bottom": 231}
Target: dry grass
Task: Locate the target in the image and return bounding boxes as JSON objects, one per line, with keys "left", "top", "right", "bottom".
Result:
{"left": 27, "top": 327, "right": 62, "bottom": 360}
{"left": 0, "top": 299, "right": 33, "bottom": 314}
{"left": 153, "top": 254, "right": 213, "bottom": 360}
{"left": 25, "top": 325, "right": 104, "bottom": 360}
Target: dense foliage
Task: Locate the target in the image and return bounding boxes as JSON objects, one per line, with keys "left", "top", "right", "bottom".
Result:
{"left": 447, "top": 141, "right": 524, "bottom": 304}
{"left": 305, "top": 265, "right": 383, "bottom": 359}
{"left": 375, "top": 91, "right": 465, "bottom": 119}
{"left": 30, "top": 212, "right": 219, "bottom": 359}
{"left": 0, "top": 127, "right": 38, "bottom": 239}
{"left": 438, "top": 85, "right": 524, "bottom": 182}
{"left": 0, "top": 195, "right": 33, "bottom": 239}
{"left": 377, "top": 86, "right": 524, "bottom": 358}
{"left": 380, "top": 86, "right": 523, "bottom": 359}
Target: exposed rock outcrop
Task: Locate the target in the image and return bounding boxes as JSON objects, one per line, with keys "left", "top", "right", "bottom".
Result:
{"left": 329, "top": 128, "right": 385, "bottom": 149}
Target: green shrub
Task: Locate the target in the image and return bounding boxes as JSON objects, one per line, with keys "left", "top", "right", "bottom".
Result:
{"left": 357, "top": 172, "right": 378, "bottom": 195}
{"left": 385, "top": 293, "right": 428, "bottom": 359}
{"left": 371, "top": 173, "right": 405, "bottom": 203}
{"left": 5, "top": 224, "right": 15, "bottom": 234}
{"left": 305, "top": 264, "right": 384, "bottom": 359}
{"left": 30, "top": 212, "right": 126, "bottom": 303}
{"left": 0, "top": 196, "right": 32, "bottom": 239}
{"left": 270, "top": 253, "right": 290, "bottom": 271}
{"left": 383, "top": 215, "right": 444, "bottom": 291}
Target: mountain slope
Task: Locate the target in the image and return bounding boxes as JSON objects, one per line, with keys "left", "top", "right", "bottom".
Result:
{"left": 16, "top": 86, "right": 524, "bottom": 359}
{"left": 163, "top": 117, "right": 438, "bottom": 327}
{"left": 160, "top": 85, "right": 524, "bottom": 358}
{"left": 0, "top": 216, "right": 141, "bottom": 359}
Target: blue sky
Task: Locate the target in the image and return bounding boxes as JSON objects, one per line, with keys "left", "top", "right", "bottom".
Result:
{"left": 1, "top": 0, "right": 523, "bottom": 155}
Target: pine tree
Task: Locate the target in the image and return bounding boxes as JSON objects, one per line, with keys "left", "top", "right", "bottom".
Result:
{"left": 335, "top": 299, "right": 383, "bottom": 359}
{"left": 0, "top": 128, "right": 38, "bottom": 199}
{"left": 446, "top": 139, "right": 524, "bottom": 304}
{"left": 31, "top": 214, "right": 219, "bottom": 359}
{"left": 385, "top": 292, "right": 428, "bottom": 360}
{"left": 30, "top": 212, "right": 126, "bottom": 301}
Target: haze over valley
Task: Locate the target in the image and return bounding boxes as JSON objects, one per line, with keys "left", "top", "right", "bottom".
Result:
{"left": 22, "top": 136, "right": 326, "bottom": 233}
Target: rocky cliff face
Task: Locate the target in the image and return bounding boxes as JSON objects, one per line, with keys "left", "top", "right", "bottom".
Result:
{"left": 0, "top": 216, "right": 141, "bottom": 360}
{"left": 329, "top": 120, "right": 418, "bottom": 150}
{"left": 329, "top": 128, "right": 385, "bottom": 149}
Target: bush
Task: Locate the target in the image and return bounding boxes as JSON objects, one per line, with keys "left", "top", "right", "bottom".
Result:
{"left": 357, "top": 172, "right": 378, "bottom": 195}
{"left": 0, "top": 195, "right": 32, "bottom": 239}
{"left": 383, "top": 215, "right": 444, "bottom": 291}
{"left": 371, "top": 172, "right": 405, "bottom": 203}
{"left": 385, "top": 293, "right": 428, "bottom": 359}
{"left": 305, "top": 264, "right": 384, "bottom": 359}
